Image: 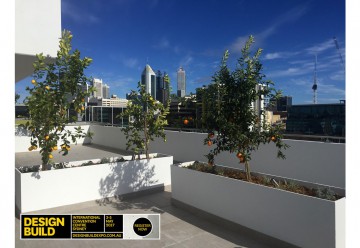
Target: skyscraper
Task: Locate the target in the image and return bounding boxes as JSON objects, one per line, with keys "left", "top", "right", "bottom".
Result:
{"left": 93, "top": 78, "right": 103, "bottom": 98}
{"left": 177, "top": 66, "right": 186, "bottom": 97}
{"left": 141, "top": 64, "right": 156, "bottom": 99}
{"left": 156, "top": 70, "right": 163, "bottom": 102}
{"left": 102, "top": 84, "right": 110, "bottom": 99}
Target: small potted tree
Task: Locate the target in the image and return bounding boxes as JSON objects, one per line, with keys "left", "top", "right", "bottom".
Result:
{"left": 170, "top": 36, "right": 345, "bottom": 248}
{"left": 20, "top": 29, "right": 94, "bottom": 171}
{"left": 120, "top": 82, "right": 170, "bottom": 160}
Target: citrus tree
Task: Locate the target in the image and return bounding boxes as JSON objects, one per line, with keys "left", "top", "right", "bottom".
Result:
{"left": 121, "top": 82, "right": 170, "bottom": 159}
{"left": 22, "top": 30, "right": 94, "bottom": 171}
{"left": 204, "top": 36, "right": 289, "bottom": 181}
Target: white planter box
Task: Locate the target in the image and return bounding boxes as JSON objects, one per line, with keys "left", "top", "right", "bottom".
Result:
{"left": 16, "top": 153, "right": 173, "bottom": 213}
{"left": 171, "top": 162, "right": 345, "bottom": 248}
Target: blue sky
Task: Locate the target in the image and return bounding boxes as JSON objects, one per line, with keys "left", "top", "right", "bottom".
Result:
{"left": 15, "top": 0, "right": 346, "bottom": 104}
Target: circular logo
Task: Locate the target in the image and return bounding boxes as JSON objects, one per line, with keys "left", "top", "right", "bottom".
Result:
{"left": 133, "top": 217, "right": 152, "bottom": 237}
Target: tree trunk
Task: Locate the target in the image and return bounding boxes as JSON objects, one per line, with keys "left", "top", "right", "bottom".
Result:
{"left": 143, "top": 116, "right": 149, "bottom": 159}
{"left": 245, "top": 161, "right": 251, "bottom": 182}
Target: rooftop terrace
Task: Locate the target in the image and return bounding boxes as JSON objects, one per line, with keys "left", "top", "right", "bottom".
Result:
{"left": 15, "top": 144, "right": 296, "bottom": 248}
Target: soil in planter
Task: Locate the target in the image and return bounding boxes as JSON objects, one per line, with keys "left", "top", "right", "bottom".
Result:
{"left": 187, "top": 161, "right": 343, "bottom": 201}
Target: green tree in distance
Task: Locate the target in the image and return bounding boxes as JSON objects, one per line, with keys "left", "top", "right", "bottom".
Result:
{"left": 22, "top": 30, "right": 94, "bottom": 171}
{"left": 15, "top": 93, "right": 20, "bottom": 103}
{"left": 121, "top": 82, "right": 170, "bottom": 159}
{"left": 204, "top": 36, "right": 289, "bottom": 181}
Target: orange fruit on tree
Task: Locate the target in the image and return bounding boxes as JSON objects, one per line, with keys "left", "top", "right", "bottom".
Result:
{"left": 207, "top": 140, "right": 212, "bottom": 146}
{"left": 81, "top": 106, "right": 85, "bottom": 111}
{"left": 271, "top": 136, "right": 276, "bottom": 142}
{"left": 53, "top": 146, "right": 58, "bottom": 151}
{"left": 183, "top": 119, "right": 189, "bottom": 125}
{"left": 66, "top": 146, "right": 71, "bottom": 151}
{"left": 236, "top": 152, "right": 245, "bottom": 163}
{"left": 81, "top": 98, "right": 85, "bottom": 102}
{"left": 45, "top": 135, "right": 50, "bottom": 141}
{"left": 49, "top": 154, "right": 53, "bottom": 159}
{"left": 31, "top": 79, "right": 36, "bottom": 84}
{"left": 45, "top": 86, "right": 50, "bottom": 90}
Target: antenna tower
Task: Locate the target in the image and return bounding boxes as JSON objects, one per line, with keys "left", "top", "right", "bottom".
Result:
{"left": 312, "top": 54, "right": 318, "bottom": 104}
{"left": 333, "top": 37, "right": 345, "bottom": 72}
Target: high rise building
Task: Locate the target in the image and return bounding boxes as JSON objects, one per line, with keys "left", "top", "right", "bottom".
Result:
{"left": 141, "top": 64, "right": 156, "bottom": 99}
{"left": 156, "top": 70, "right": 164, "bottom": 102}
{"left": 163, "top": 73, "right": 170, "bottom": 107}
{"left": 102, "top": 84, "right": 110, "bottom": 99}
{"left": 93, "top": 78, "right": 103, "bottom": 98}
{"left": 177, "top": 67, "right": 186, "bottom": 97}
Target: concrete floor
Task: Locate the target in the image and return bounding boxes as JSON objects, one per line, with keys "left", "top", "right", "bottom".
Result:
{"left": 15, "top": 145, "right": 297, "bottom": 248}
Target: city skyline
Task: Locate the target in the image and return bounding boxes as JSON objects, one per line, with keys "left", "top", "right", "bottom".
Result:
{"left": 177, "top": 66, "right": 186, "bottom": 98}
{"left": 15, "top": 0, "right": 346, "bottom": 105}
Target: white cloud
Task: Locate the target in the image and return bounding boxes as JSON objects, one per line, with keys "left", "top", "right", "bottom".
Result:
{"left": 317, "top": 82, "right": 345, "bottom": 95}
{"left": 62, "top": 1, "right": 100, "bottom": 24}
{"left": 305, "top": 39, "right": 334, "bottom": 54}
{"left": 229, "top": 4, "right": 308, "bottom": 53}
{"left": 179, "top": 55, "right": 193, "bottom": 67}
{"left": 122, "top": 58, "right": 138, "bottom": 68}
{"left": 264, "top": 51, "right": 300, "bottom": 60}
{"left": 268, "top": 67, "right": 312, "bottom": 78}
{"left": 154, "top": 37, "right": 170, "bottom": 49}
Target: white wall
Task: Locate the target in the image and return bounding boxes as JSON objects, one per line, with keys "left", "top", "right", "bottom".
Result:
{"left": 90, "top": 125, "right": 345, "bottom": 188}
{"left": 15, "top": 0, "right": 61, "bottom": 82}
{"left": 16, "top": 155, "right": 172, "bottom": 213}
{"left": 15, "top": 0, "right": 61, "bottom": 57}
{"left": 171, "top": 164, "right": 345, "bottom": 248}
{"left": 15, "top": 125, "right": 91, "bottom": 153}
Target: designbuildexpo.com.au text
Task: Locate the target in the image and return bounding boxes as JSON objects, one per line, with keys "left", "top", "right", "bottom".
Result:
{"left": 20, "top": 214, "right": 160, "bottom": 240}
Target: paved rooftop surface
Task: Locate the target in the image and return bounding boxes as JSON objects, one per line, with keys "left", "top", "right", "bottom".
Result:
{"left": 15, "top": 145, "right": 296, "bottom": 248}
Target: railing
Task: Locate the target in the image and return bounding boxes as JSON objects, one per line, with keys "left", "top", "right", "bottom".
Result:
{"left": 16, "top": 106, "right": 346, "bottom": 143}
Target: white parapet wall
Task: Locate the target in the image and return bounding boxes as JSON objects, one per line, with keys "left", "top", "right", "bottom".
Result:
{"left": 15, "top": 125, "right": 91, "bottom": 153}
{"left": 171, "top": 163, "right": 345, "bottom": 248}
{"left": 16, "top": 154, "right": 173, "bottom": 213}
{"left": 90, "top": 125, "right": 345, "bottom": 188}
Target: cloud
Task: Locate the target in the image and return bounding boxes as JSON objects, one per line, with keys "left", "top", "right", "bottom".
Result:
{"left": 62, "top": 1, "right": 100, "bottom": 24}
{"left": 179, "top": 55, "right": 193, "bottom": 67}
{"left": 264, "top": 51, "right": 300, "bottom": 60}
{"left": 191, "top": 76, "right": 213, "bottom": 85}
{"left": 317, "top": 82, "right": 345, "bottom": 95}
{"left": 122, "top": 58, "right": 138, "bottom": 68}
{"left": 153, "top": 37, "right": 183, "bottom": 54}
{"left": 153, "top": 37, "right": 170, "bottom": 49}
{"left": 229, "top": 4, "right": 308, "bottom": 53}
{"left": 329, "top": 71, "right": 345, "bottom": 81}
{"left": 268, "top": 67, "right": 312, "bottom": 78}
{"left": 305, "top": 39, "right": 334, "bottom": 54}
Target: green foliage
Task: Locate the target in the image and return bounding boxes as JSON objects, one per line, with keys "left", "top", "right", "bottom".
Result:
{"left": 100, "top": 157, "right": 111, "bottom": 164}
{"left": 21, "top": 30, "right": 94, "bottom": 170}
{"left": 120, "top": 82, "right": 170, "bottom": 159}
{"left": 315, "top": 187, "right": 337, "bottom": 201}
{"left": 203, "top": 36, "right": 289, "bottom": 181}
{"left": 80, "top": 161, "right": 95, "bottom": 166}
{"left": 15, "top": 93, "right": 20, "bottom": 103}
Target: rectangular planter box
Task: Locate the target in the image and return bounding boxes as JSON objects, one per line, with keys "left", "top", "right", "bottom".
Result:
{"left": 171, "top": 162, "right": 345, "bottom": 248}
{"left": 16, "top": 153, "right": 173, "bottom": 213}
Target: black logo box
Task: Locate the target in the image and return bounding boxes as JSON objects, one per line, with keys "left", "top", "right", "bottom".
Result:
{"left": 21, "top": 214, "right": 124, "bottom": 239}
{"left": 21, "top": 215, "right": 71, "bottom": 239}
